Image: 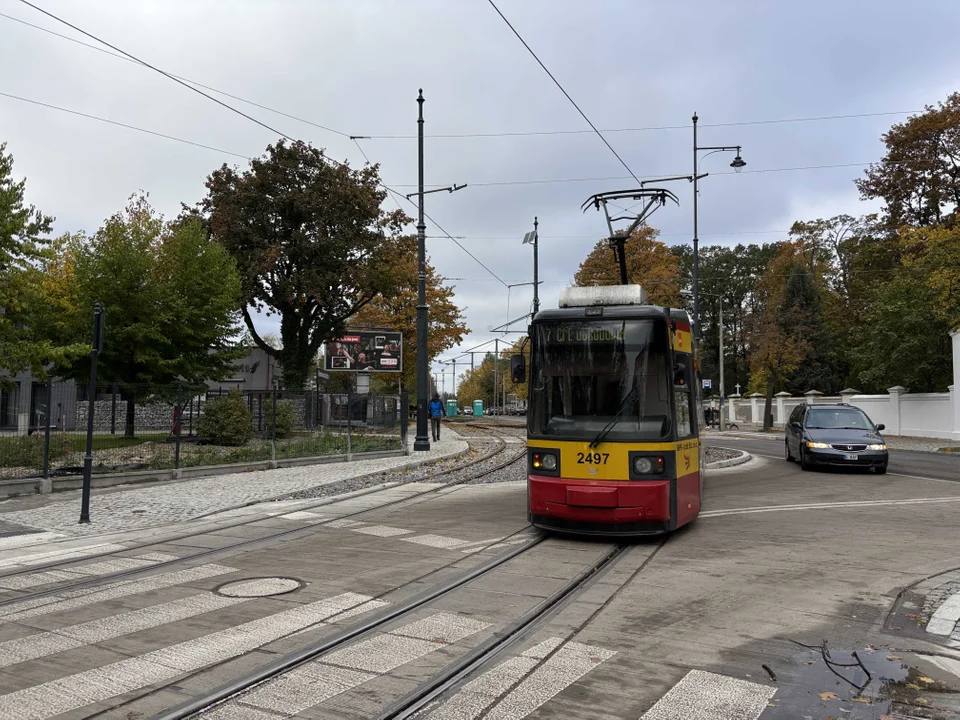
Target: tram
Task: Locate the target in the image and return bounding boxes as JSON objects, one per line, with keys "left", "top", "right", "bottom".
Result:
{"left": 524, "top": 284, "right": 704, "bottom": 536}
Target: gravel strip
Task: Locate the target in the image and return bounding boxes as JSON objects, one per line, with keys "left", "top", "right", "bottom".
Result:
{"left": 705, "top": 447, "right": 741, "bottom": 463}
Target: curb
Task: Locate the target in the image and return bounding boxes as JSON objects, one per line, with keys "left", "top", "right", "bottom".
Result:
{"left": 706, "top": 449, "right": 752, "bottom": 469}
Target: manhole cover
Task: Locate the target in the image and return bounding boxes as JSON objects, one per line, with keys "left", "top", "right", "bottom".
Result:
{"left": 215, "top": 577, "right": 304, "bottom": 598}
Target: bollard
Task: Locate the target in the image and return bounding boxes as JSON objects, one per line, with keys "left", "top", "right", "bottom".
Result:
{"left": 41, "top": 376, "right": 53, "bottom": 493}
{"left": 174, "top": 384, "right": 182, "bottom": 473}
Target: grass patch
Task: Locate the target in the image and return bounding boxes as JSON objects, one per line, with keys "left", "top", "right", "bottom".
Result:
{"left": 938, "top": 446, "right": 960, "bottom": 453}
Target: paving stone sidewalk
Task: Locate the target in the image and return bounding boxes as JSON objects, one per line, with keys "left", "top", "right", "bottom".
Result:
{"left": 0, "top": 433, "right": 468, "bottom": 538}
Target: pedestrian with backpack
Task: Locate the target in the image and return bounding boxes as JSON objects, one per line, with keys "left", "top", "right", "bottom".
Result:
{"left": 428, "top": 393, "right": 445, "bottom": 441}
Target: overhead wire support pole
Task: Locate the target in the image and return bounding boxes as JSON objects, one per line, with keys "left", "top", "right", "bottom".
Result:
{"left": 414, "top": 90, "right": 431, "bottom": 452}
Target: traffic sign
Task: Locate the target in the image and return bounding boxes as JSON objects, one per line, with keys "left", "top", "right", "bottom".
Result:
{"left": 702, "top": 379, "right": 712, "bottom": 389}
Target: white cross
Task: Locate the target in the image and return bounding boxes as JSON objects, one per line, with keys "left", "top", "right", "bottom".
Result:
{"left": 735, "top": 383, "right": 742, "bottom": 395}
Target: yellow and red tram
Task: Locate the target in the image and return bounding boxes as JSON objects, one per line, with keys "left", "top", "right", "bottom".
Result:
{"left": 525, "top": 285, "right": 704, "bottom": 536}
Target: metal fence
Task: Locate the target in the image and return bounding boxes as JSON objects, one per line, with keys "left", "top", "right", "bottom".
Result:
{"left": 0, "top": 380, "right": 407, "bottom": 482}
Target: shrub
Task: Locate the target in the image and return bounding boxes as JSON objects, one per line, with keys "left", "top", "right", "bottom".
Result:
{"left": 197, "top": 391, "right": 253, "bottom": 446}
{"left": 272, "top": 400, "right": 296, "bottom": 439}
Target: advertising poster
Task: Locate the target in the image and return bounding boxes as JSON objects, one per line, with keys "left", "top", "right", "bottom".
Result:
{"left": 324, "top": 331, "right": 402, "bottom": 372}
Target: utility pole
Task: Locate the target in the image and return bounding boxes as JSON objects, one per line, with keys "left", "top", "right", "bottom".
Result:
{"left": 719, "top": 296, "right": 725, "bottom": 432}
{"left": 413, "top": 90, "right": 430, "bottom": 451}
{"left": 80, "top": 302, "right": 104, "bottom": 524}
{"left": 692, "top": 113, "right": 700, "bottom": 341}
{"left": 451, "top": 359, "right": 456, "bottom": 399}
{"left": 532, "top": 217, "right": 540, "bottom": 315}
{"left": 494, "top": 338, "right": 499, "bottom": 415}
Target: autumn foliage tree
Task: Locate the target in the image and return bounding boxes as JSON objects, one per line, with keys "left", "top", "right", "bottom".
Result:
{"left": 573, "top": 225, "right": 681, "bottom": 306}
{"left": 351, "top": 236, "right": 467, "bottom": 396}
{"left": 202, "top": 140, "right": 408, "bottom": 389}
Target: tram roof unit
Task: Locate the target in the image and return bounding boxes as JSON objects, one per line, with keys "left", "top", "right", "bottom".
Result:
{"left": 535, "top": 285, "right": 693, "bottom": 325}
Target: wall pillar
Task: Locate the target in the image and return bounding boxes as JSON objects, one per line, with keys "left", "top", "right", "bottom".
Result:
{"left": 840, "top": 388, "right": 860, "bottom": 406}
{"left": 804, "top": 389, "right": 823, "bottom": 405}
{"left": 748, "top": 393, "right": 762, "bottom": 424}
{"left": 887, "top": 386, "right": 906, "bottom": 436}
{"left": 775, "top": 391, "right": 791, "bottom": 425}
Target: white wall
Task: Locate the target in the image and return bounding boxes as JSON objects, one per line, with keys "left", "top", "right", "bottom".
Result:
{"left": 899, "top": 394, "right": 954, "bottom": 439}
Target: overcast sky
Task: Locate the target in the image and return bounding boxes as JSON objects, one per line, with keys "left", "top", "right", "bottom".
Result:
{"left": 3, "top": 0, "right": 959, "bottom": 389}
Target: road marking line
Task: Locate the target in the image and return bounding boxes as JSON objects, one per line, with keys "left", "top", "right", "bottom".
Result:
{"left": 0, "top": 593, "right": 246, "bottom": 668}
{"left": 639, "top": 669, "right": 775, "bottom": 720}
{"left": 927, "top": 593, "right": 960, "bottom": 635}
{"left": 402, "top": 534, "right": 473, "bottom": 549}
{"left": 279, "top": 510, "right": 328, "bottom": 521}
{"left": 702, "top": 496, "right": 960, "bottom": 518}
{"left": 426, "top": 637, "right": 615, "bottom": 720}
{"left": 351, "top": 524, "right": 414, "bottom": 537}
{"left": 0, "top": 531, "right": 65, "bottom": 551}
{"left": 462, "top": 537, "right": 529, "bottom": 554}
{"left": 0, "top": 553, "right": 179, "bottom": 590}
{"left": 0, "top": 563, "right": 236, "bottom": 623}
{"left": 0, "top": 592, "right": 382, "bottom": 720}
{"left": 231, "top": 612, "right": 491, "bottom": 717}
{"left": 0, "top": 542, "right": 128, "bottom": 570}
{"left": 326, "top": 518, "right": 363, "bottom": 528}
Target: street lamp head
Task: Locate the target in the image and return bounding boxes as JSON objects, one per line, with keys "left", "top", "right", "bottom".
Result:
{"left": 730, "top": 152, "right": 746, "bottom": 172}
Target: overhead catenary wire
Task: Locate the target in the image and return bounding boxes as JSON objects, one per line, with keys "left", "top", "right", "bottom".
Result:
{"left": 485, "top": 0, "right": 642, "bottom": 185}
{"left": 15, "top": 0, "right": 508, "bottom": 289}
{"left": 3, "top": 9, "right": 922, "bottom": 142}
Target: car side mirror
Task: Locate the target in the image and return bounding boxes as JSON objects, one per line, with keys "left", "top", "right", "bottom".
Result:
{"left": 511, "top": 354, "right": 525, "bottom": 384}
{"left": 876, "top": 423, "right": 885, "bottom": 431}
{"left": 790, "top": 421, "right": 801, "bottom": 429}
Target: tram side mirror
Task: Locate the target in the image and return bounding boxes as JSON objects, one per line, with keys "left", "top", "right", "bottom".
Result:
{"left": 511, "top": 354, "right": 526, "bottom": 384}
{"left": 673, "top": 363, "right": 687, "bottom": 388}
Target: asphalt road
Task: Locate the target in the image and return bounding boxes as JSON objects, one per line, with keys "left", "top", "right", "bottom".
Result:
{"left": 706, "top": 431, "right": 960, "bottom": 482}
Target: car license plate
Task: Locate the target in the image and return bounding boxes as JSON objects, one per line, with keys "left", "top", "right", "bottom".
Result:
{"left": 843, "top": 453, "right": 858, "bottom": 461}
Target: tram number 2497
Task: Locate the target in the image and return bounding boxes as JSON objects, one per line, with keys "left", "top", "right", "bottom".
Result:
{"left": 576, "top": 452, "right": 609, "bottom": 465}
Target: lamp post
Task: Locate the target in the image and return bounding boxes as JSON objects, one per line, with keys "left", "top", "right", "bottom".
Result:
{"left": 408, "top": 89, "right": 466, "bottom": 452}
{"left": 683, "top": 288, "right": 728, "bottom": 431}
{"left": 692, "top": 113, "right": 745, "bottom": 340}
{"left": 522, "top": 217, "right": 540, "bottom": 315}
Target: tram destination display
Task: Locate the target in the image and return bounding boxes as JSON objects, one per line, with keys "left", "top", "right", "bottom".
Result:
{"left": 324, "top": 331, "right": 402, "bottom": 372}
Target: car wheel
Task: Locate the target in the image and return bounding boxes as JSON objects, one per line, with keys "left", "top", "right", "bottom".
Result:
{"left": 799, "top": 446, "right": 811, "bottom": 471}
{"left": 784, "top": 441, "right": 793, "bottom": 462}
{"left": 874, "top": 464, "right": 887, "bottom": 475}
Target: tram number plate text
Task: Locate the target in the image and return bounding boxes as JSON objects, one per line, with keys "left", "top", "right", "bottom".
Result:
{"left": 577, "top": 452, "right": 609, "bottom": 465}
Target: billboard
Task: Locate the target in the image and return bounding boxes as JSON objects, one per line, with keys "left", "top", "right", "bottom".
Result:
{"left": 324, "top": 331, "right": 402, "bottom": 372}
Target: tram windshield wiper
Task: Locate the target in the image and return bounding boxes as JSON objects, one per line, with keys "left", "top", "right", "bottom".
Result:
{"left": 589, "top": 386, "right": 638, "bottom": 449}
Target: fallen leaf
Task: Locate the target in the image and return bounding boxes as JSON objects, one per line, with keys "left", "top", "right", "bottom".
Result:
{"left": 918, "top": 676, "right": 936, "bottom": 684}
{"left": 905, "top": 613, "right": 918, "bottom": 619}
{"left": 907, "top": 683, "right": 922, "bottom": 689}
{"left": 891, "top": 625, "right": 903, "bottom": 630}
{"left": 806, "top": 659, "right": 817, "bottom": 665}
{"left": 885, "top": 655, "right": 902, "bottom": 660}
{"left": 852, "top": 697, "right": 872, "bottom": 704}
{"left": 916, "top": 697, "right": 929, "bottom": 705}
{"left": 820, "top": 691, "right": 839, "bottom": 701}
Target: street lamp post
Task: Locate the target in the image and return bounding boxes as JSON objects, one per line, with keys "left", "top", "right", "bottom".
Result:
{"left": 409, "top": 89, "right": 466, "bottom": 452}
{"left": 522, "top": 217, "right": 540, "bottom": 315}
{"left": 692, "top": 113, "right": 745, "bottom": 340}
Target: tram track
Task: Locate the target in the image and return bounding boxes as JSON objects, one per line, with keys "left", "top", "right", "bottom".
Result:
{"left": 147, "top": 537, "right": 667, "bottom": 720}
{"left": 0, "top": 427, "right": 525, "bottom": 609}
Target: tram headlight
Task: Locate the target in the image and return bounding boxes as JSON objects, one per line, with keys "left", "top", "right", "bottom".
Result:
{"left": 532, "top": 452, "right": 558, "bottom": 471}
{"left": 633, "top": 456, "right": 665, "bottom": 475}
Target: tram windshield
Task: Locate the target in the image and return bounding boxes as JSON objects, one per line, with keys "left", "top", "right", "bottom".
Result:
{"left": 529, "top": 319, "right": 673, "bottom": 441}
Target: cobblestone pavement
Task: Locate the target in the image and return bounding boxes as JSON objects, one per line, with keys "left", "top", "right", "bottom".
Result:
{"left": 0, "top": 433, "right": 468, "bottom": 538}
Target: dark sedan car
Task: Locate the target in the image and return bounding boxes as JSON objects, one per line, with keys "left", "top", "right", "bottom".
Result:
{"left": 785, "top": 403, "right": 888, "bottom": 473}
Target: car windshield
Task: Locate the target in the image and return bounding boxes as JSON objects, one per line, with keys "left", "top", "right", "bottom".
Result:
{"left": 805, "top": 407, "right": 874, "bottom": 430}
{"left": 529, "top": 318, "right": 673, "bottom": 441}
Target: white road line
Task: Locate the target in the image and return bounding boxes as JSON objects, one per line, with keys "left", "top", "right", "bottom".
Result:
{"left": 0, "top": 542, "right": 128, "bottom": 570}
{"left": 0, "top": 531, "right": 65, "bottom": 551}
{"left": 426, "top": 637, "right": 615, "bottom": 720}
{"left": 279, "top": 510, "right": 328, "bottom": 521}
{"left": 232, "top": 612, "right": 490, "bottom": 717}
{"left": 0, "top": 592, "right": 382, "bottom": 720}
{"left": 402, "top": 534, "right": 473, "bottom": 549}
{"left": 0, "top": 563, "right": 236, "bottom": 623}
{"left": 639, "top": 669, "right": 775, "bottom": 720}
{"left": 352, "top": 525, "right": 414, "bottom": 537}
{"left": 701, "top": 496, "right": 960, "bottom": 518}
{"left": 0, "top": 593, "right": 246, "bottom": 668}
{"left": 0, "top": 553, "right": 179, "bottom": 590}
{"left": 927, "top": 593, "right": 960, "bottom": 635}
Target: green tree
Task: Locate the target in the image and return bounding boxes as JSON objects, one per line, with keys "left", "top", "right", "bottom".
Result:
{"left": 49, "top": 194, "right": 243, "bottom": 436}
{"left": 779, "top": 264, "right": 838, "bottom": 394}
{"left": 0, "top": 143, "right": 83, "bottom": 381}
{"left": 201, "top": 140, "right": 408, "bottom": 389}
{"left": 857, "top": 92, "right": 960, "bottom": 229}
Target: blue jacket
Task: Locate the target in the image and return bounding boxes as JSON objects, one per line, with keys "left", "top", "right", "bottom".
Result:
{"left": 428, "top": 400, "right": 445, "bottom": 417}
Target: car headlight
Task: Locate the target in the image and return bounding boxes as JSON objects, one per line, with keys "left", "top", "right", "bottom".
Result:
{"left": 805, "top": 441, "right": 829, "bottom": 449}
{"left": 867, "top": 444, "right": 887, "bottom": 451}
{"left": 532, "top": 452, "right": 557, "bottom": 471}
{"left": 633, "top": 456, "right": 664, "bottom": 474}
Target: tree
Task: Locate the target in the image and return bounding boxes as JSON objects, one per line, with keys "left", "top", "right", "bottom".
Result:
{"left": 852, "top": 271, "right": 953, "bottom": 393}
{"left": 857, "top": 92, "right": 960, "bottom": 229}
{"left": 900, "top": 224, "right": 960, "bottom": 330}
{"left": 48, "top": 194, "right": 243, "bottom": 436}
{"left": 573, "top": 225, "right": 681, "bottom": 306}
{"left": 201, "top": 140, "right": 408, "bottom": 389}
{"left": 0, "top": 143, "right": 83, "bottom": 382}
{"left": 351, "top": 236, "right": 466, "bottom": 397}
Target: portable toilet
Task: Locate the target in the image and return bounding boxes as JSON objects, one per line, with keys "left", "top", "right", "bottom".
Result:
{"left": 473, "top": 399, "right": 484, "bottom": 417}
{"left": 446, "top": 399, "right": 458, "bottom": 418}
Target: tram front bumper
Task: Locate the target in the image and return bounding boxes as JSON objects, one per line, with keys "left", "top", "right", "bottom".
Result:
{"left": 528, "top": 475, "right": 672, "bottom": 534}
